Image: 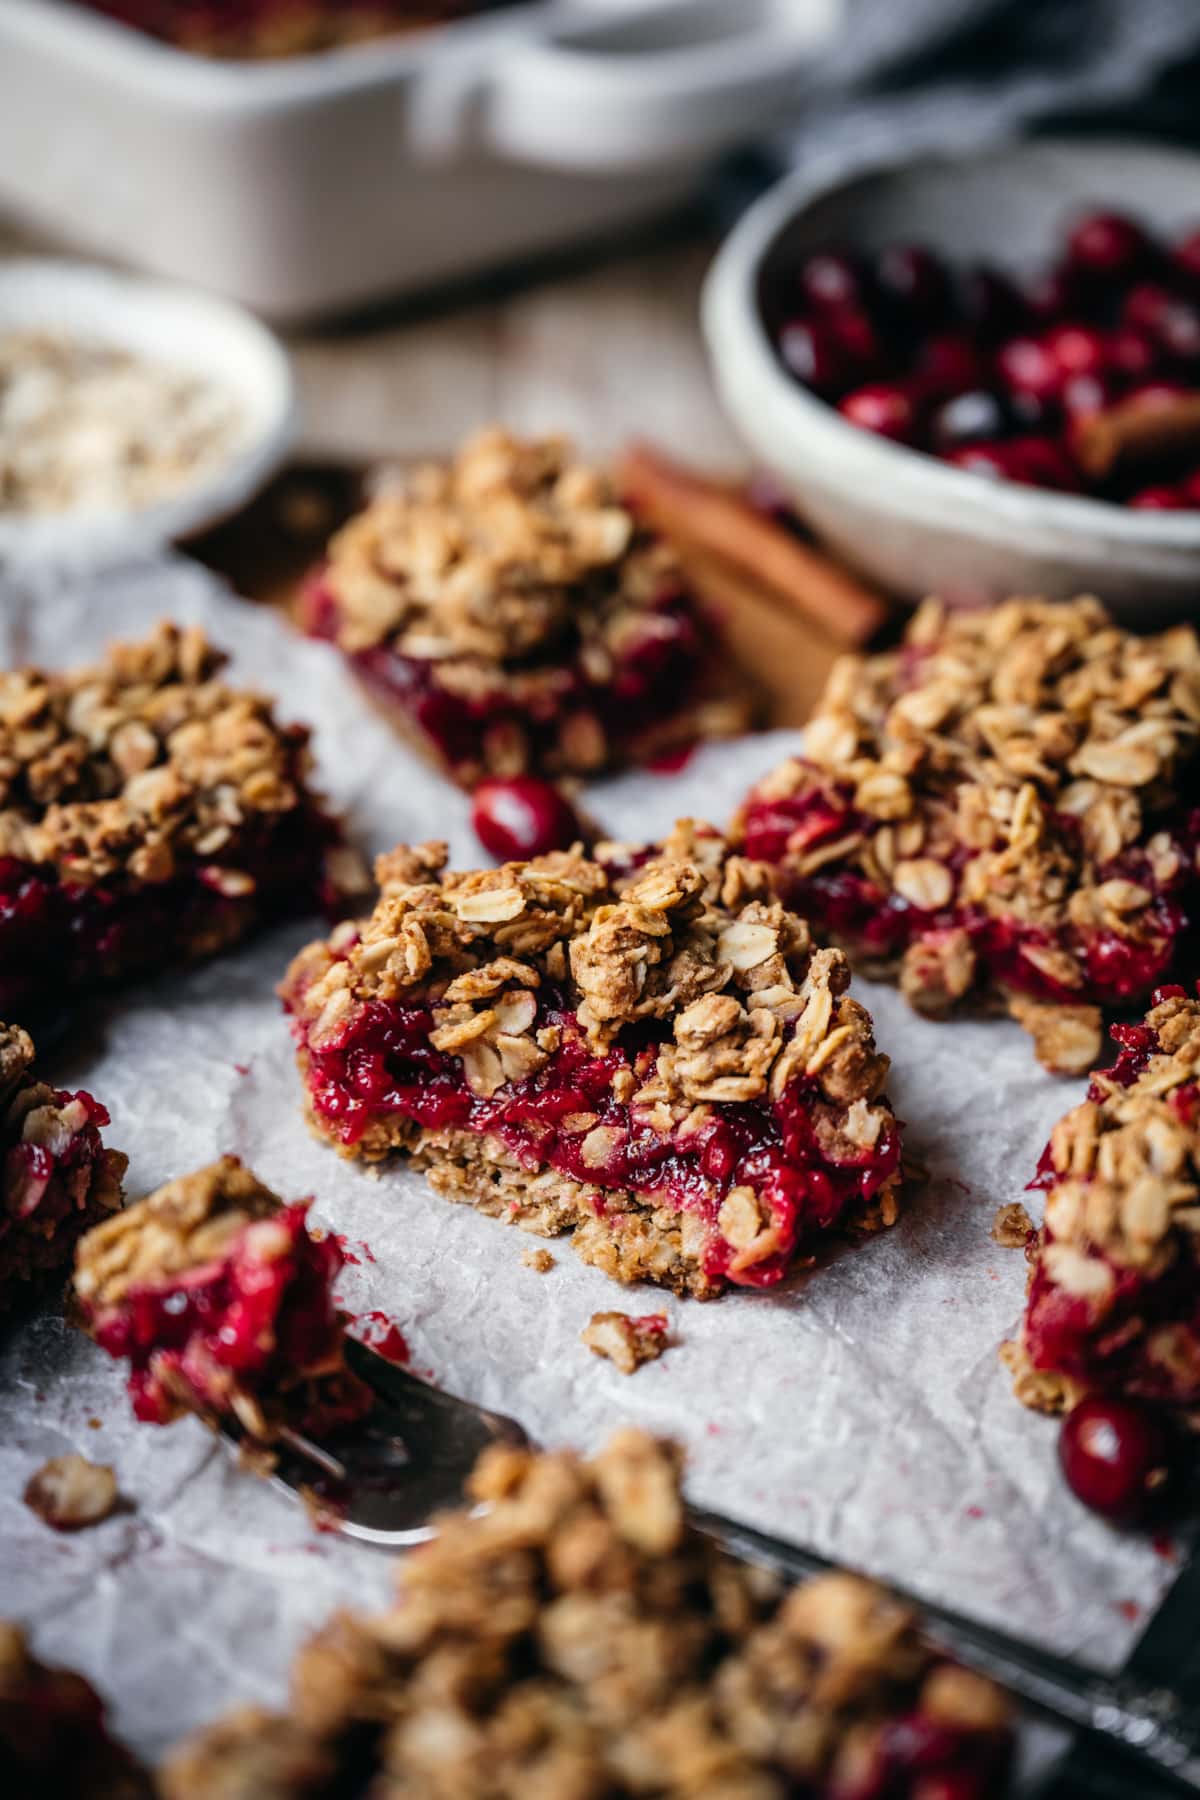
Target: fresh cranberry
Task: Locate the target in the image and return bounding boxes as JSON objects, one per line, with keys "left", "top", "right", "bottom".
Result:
{"left": 1157, "top": 299, "right": 1200, "bottom": 365}
{"left": 1060, "top": 371, "right": 1120, "bottom": 421}
{"left": 471, "top": 778, "right": 582, "bottom": 861}
{"left": 839, "top": 381, "right": 923, "bottom": 444}
{"left": 797, "top": 249, "right": 865, "bottom": 313}
{"left": 961, "top": 263, "right": 1026, "bottom": 340}
{"left": 874, "top": 243, "right": 952, "bottom": 325}
{"left": 1173, "top": 228, "right": 1200, "bottom": 292}
{"left": 1044, "top": 323, "right": 1110, "bottom": 379}
{"left": 1179, "top": 469, "right": 1200, "bottom": 506}
{"left": 995, "top": 335, "right": 1062, "bottom": 402}
{"left": 1058, "top": 1397, "right": 1175, "bottom": 1524}
{"left": 1107, "top": 327, "right": 1157, "bottom": 382}
{"left": 1067, "top": 210, "right": 1155, "bottom": 282}
{"left": 1129, "top": 484, "right": 1189, "bottom": 510}
{"left": 1122, "top": 282, "right": 1175, "bottom": 337}
{"left": 1124, "top": 378, "right": 1191, "bottom": 412}
{"left": 776, "top": 317, "right": 855, "bottom": 395}
{"left": 929, "top": 389, "right": 1011, "bottom": 451}
{"left": 949, "top": 436, "right": 1080, "bottom": 492}
{"left": 830, "top": 306, "right": 886, "bottom": 376}
{"left": 917, "top": 330, "right": 984, "bottom": 394}
{"left": 1025, "top": 262, "right": 1087, "bottom": 323}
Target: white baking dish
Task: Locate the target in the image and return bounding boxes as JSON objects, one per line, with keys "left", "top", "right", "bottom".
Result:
{"left": 0, "top": 0, "right": 838, "bottom": 320}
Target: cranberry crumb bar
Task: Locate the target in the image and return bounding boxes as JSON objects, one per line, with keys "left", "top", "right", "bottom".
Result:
{"left": 74, "top": 1156, "right": 371, "bottom": 1444}
{"left": 161, "top": 1432, "right": 1012, "bottom": 1800}
{"left": 734, "top": 597, "right": 1200, "bottom": 1075}
{"left": 0, "top": 1021, "right": 125, "bottom": 1312}
{"left": 0, "top": 1622, "right": 149, "bottom": 1798}
{"left": 300, "top": 429, "right": 752, "bottom": 787}
{"left": 281, "top": 823, "right": 902, "bottom": 1298}
{"left": 0, "top": 621, "right": 365, "bottom": 1017}
{"left": 75, "top": 1, "right": 506, "bottom": 59}
{"left": 1005, "top": 984, "right": 1200, "bottom": 1415}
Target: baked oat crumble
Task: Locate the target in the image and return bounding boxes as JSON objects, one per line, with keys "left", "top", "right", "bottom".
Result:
{"left": 0, "top": 1019, "right": 126, "bottom": 1311}
{"left": 23, "top": 1453, "right": 119, "bottom": 1531}
{"left": 74, "top": 1156, "right": 372, "bottom": 1447}
{"left": 281, "top": 821, "right": 902, "bottom": 1298}
{"left": 0, "top": 621, "right": 366, "bottom": 1012}
{"left": 735, "top": 596, "right": 1200, "bottom": 1073}
{"left": 302, "top": 428, "right": 751, "bottom": 785}
{"left": 522, "top": 1246, "right": 555, "bottom": 1273}
{"left": 162, "top": 1432, "right": 1010, "bottom": 1799}
{"left": 990, "top": 1203, "right": 1034, "bottom": 1249}
{"left": 581, "top": 1308, "right": 669, "bottom": 1374}
{"left": 1007, "top": 985, "right": 1200, "bottom": 1413}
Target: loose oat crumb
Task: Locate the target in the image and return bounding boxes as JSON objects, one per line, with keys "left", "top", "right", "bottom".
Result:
{"left": 23, "top": 1453, "right": 119, "bottom": 1531}
{"left": 521, "top": 1246, "right": 555, "bottom": 1273}
{"left": 581, "top": 1309, "right": 670, "bottom": 1374}
{"left": 991, "top": 1202, "right": 1034, "bottom": 1248}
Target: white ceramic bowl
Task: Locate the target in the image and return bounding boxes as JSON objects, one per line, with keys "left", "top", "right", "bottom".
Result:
{"left": 0, "top": 259, "right": 295, "bottom": 567}
{"left": 702, "top": 138, "right": 1200, "bottom": 622}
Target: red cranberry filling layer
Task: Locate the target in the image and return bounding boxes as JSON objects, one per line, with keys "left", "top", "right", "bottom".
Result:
{"left": 304, "top": 575, "right": 713, "bottom": 780}
{"left": 0, "top": 1092, "right": 109, "bottom": 1277}
{"left": 840, "top": 1711, "right": 1010, "bottom": 1800}
{"left": 294, "top": 992, "right": 900, "bottom": 1291}
{"left": 90, "top": 1205, "right": 354, "bottom": 1427}
{"left": 77, "top": 0, "right": 505, "bottom": 50}
{"left": 740, "top": 780, "right": 1200, "bottom": 1008}
{"left": 0, "top": 796, "right": 343, "bottom": 1018}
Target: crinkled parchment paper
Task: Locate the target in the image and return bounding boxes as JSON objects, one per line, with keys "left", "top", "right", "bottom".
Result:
{"left": 0, "top": 558, "right": 1183, "bottom": 1776}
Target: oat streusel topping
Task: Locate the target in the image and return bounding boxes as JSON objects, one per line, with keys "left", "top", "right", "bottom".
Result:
{"left": 581, "top": 1309, "right": 669, "bottom": 1374}
{"left": 161, "top": 1433, "right": 1010, "bottom": 1800}
{"left": 1007, "top": 990, "right": 1200, "bottom": 1414}
{"left": 324, "top": 428, "right": 683, "bottom": 671}
{"left": 738, "top": 596, "right": 1200, "bottom": 1071}
{"left": 73, "top": 1156, "right": 282, "bottom": 1312}
{"left": 0, "top": 620, "right": 354, "bottom": 893}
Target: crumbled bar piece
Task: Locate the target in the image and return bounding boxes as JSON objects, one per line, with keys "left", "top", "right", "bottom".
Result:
{"left": 74, "top": 1156, "right": 372, "bottom": 1447}
{"left": 80, "top": 0, "right": 508, "bottom": 59}
{"left": 1009, "top": 985, "right": 1200, "bottom": 1413}
{"left": 581, "top": 1308, "right": 669, "bottom": 1374}
{"left": 991, "top": 1202, "right": 1034, "bottom": 1249}
{"left": 162, "top": 1432, "right": 1011, "bottom": 1799}
{"left": 281, "top": 821, "right": 903, "bottom": 1299}
{"left": 23, "top": 1453, "right": 119, "bottom": 1531}
{"left": 521, "top": 1246, "right": 555, "bottom": 1273}
{"left": 734, "top": 596, "right": 1200, "bottom": 1072}
{"left": 0, "top": 1020, "right": 126, "bottom": 1311}
{"left": 0, "top": 620, "right": 366, "bottom": 1016}
{"left": 0, "top": 1621, "right": 149, "bottom": 1797}
{"left": 301, "top": 429, "right": 751, "bottom": 787}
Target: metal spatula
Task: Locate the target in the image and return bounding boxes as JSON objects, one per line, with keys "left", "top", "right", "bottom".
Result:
{"left": 217, "top": 1336, "right": 1200, "bottom": 1796}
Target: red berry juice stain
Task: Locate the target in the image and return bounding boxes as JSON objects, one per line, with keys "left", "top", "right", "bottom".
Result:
{"left": 1116, "top": 1600, "right": 1141, "bottom": 1623}
{"left": 1152, "top": 1532, "right": 1177, "bottom": 1562}
{"left": 233, "top": 1063, "right": 250, "bottom": 1077}
{"left": 965, "top": 1505, "right": 984, "bottom": 1520}
{"left": 354, "top": 1311, "right": 411, "bottom": 1365}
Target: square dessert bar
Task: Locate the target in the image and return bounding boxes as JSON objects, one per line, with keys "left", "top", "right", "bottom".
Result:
{"left": 281, "top": 822, "right": 902, "bottom": 1298}
{"left": 300, "top": 429, "right": 751, "bottom": 787}
{"left": 735, "top": 596, "right": 1200, "bottom": 1074}
{"left": 0, "top": 1021, "right": 126, "bottom": 1312}
{"left": 0, "top": 621, "right": 365, "bottom": 1017}
{"left": 1006, "top": 985, "right": 1200, "bottom": 1414}
{"left": 162, "top": 1432, "right": 1011, "bottom": 1800}
{"left": 74, "top": 1156, "right": 372, "bottom": 1445}
{"left": 0, "top": 1622, "right": 148, "bottom": 1798}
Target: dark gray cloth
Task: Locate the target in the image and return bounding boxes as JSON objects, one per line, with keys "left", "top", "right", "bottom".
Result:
{"left": 778, "top": 0, "right": 1200, "bottom": 181}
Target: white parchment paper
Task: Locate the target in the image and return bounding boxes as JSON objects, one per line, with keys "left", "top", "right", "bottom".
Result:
{"left": 0, "top": 558, "right": 1183, "bottom": 1775}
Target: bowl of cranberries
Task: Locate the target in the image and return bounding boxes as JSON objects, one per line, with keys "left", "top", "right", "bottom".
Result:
{"left": 703, "top": 138, "right": 1200, "bottom": 617}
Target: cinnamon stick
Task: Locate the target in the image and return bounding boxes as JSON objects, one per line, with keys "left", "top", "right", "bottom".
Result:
{"left": 1074, "top": 392, "right": 1200, "bottom": 481}
{"left": 617, "top": 442, "right": 890, "bottom": 649}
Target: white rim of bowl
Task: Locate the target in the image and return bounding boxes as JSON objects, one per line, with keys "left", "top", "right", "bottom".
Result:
{"left": 702, "top": 139, "right": 1200, "bottom": 551}
{"left": 0, "top": 259, "right": 297, "bottom": 563}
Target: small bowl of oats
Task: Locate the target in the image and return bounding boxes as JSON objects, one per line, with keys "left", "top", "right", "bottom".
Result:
{"left": 0, "top": 259, "right": 295, "bottom": 565}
